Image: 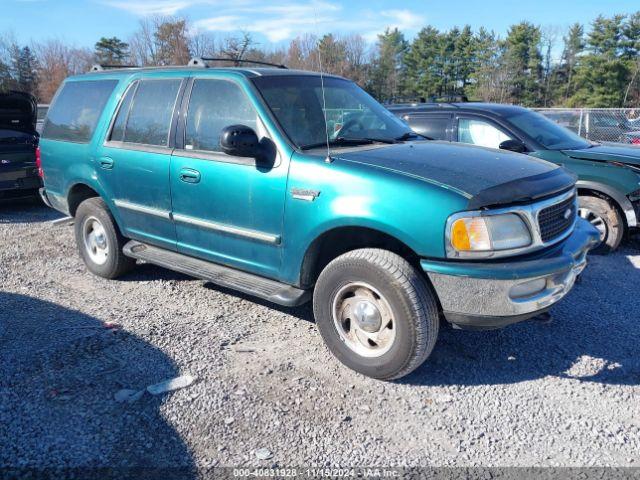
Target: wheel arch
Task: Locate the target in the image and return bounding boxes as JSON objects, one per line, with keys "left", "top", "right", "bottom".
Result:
{"left": 576, "top": 180, "right": 636, "bottom": 229}
{"left": 299, "top": 226, "right": 422, "bottom": 289}
{"left": 67, "top": 182, "right": 101, "bottom": 217}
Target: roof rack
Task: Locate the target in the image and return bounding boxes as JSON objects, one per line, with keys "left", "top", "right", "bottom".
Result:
{"left": 188, "top": 57, "right": 287, "bottom": 69}
{"left": 90, "top": 64, "right": 140, "bottom": 72}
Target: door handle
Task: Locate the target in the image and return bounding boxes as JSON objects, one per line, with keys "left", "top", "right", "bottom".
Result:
{"left": 179, "top": 168, "right": 201, "bottom": 184}
{"left": 99, "top": 157, "right": 114, "bottom": 170}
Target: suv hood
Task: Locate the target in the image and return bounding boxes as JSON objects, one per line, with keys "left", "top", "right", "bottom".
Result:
{"left": 563, "top": 144, "right": 640, "bottom": 166}
{"left": 335, "top": 141, "right": 575, "bottom": 209}
{"left": 0, "top": 91, "right": 37, "bottom": 133}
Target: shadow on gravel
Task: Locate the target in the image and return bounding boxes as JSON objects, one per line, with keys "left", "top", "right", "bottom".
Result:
{"left": 402, "top": 248, "right": 640, "bottom": 388}
{"left": 202, "top": 282, "right": 315, "bottom": 322}
{"left": 0, "top": 292, "right": 196, "bottom": 478}
{"left": 0, "top": 197, "right": 62, "bottom": 224}
{"left": 120, "top": 263, "right": 193, "bottom": 283}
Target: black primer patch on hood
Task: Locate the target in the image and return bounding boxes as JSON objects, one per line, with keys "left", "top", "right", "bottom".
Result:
{"left": 336, "top": 141, "right": 575, "bottom": 208}
{"left": 467, "top": 167, "right": 576, "bottom": 209}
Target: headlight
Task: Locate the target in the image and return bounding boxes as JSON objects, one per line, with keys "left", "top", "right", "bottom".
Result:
{"left": 447, "top": 212, "right": 532, "bottom": 258}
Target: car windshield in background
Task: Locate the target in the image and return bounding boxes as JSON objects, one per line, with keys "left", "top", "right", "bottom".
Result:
{"left": 252, "top": 75, "right": 414, "bottom": 149}
{"left": 506, "top": 110, "right": 591, "bottom": 150}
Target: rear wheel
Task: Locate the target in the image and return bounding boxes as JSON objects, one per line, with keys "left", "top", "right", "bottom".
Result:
{"left": 74, "top": 197, "right": 135, "bottom": 279}
{"left": 578, "top": 195, "right": 624, "bottom": 254}
{"left": 313, "top": 248, "right": 439, "bottom": 380}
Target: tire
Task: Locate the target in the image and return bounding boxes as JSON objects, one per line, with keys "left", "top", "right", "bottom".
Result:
{"left": 74, "top": 197, "right": 135, "bottom": 279}
{"left": 578, "top": 195, "right": 624, "bottom": 254}
{"left": 313, "top": 248, "right": 439, "bottom": 380}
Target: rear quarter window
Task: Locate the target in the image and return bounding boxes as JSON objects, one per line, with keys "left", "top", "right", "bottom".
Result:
{"left": 42, "top": 80, "right": 118, "bottom": 143}
{"left": 405, "top": 114, "right": 450, "bottom": 140}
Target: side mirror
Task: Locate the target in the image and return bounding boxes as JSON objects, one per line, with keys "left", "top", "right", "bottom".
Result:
{"left": 220, "top": 125, "right": 262, "bottom": 158}
{"left": 499, "top": 139, "right": 527, "bottom": 153}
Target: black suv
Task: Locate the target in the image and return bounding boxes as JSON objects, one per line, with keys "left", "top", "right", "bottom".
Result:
{"left": 0, "top": 91, "right": 41, "bottom": 200}
{"left": 389, "top": 102, "right": 640, "bottom": 253}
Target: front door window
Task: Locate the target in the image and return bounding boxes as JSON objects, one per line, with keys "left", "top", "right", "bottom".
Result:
{"left": 458, "top": 118, "right": 513, "bottom": 149}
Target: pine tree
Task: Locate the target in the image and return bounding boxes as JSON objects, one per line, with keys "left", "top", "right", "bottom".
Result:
{"left": 10, "top": 46, "right": 38, "bottom": 95}
{"left": 570, "top": 14, "right": 631, "bottom": 107}
{"left": 369, "top": 28, "right": 408, "bottom": 102}
{"left": 556, "top": 24, "right": 585, "bottom": 104}
{"left": 94, "top": 37, "right": 129, "bottom": 65}
{"left": 503, "top": 22, "right": 543, "bottom": 106}
{"left": 0, "top": 60, "right": 12, "bottom": 92}
{"left": 403, "top": 26, "right": 443, "bottom": 100}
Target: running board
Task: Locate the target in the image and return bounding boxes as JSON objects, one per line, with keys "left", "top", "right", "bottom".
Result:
{"left": 123, "top": 240, "right": 310, "bottom": 307}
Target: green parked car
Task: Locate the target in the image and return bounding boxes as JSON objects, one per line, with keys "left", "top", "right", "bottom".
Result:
{"left": 39, "top": 60, "right": 599, "bottom": 380}
{"left": 389, "top": 103, "right": 640, "bottom": 253}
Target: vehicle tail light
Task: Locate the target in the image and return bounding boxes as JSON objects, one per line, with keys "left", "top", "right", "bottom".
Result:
{"left": 35, "top": 146, "right": 44, "bottom": 178}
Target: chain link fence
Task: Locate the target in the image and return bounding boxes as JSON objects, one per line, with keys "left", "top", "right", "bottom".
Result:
{"left": 535, "top": 108, "right": 640, "bottom": 145}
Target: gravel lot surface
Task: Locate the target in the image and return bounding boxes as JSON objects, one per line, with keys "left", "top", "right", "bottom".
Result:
{"left": 1, "top": 198, "right": 639, "bottom": 474}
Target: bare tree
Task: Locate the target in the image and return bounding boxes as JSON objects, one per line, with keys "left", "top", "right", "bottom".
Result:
{"left": 154, "top": 18, "right": 191, "bottom": 65}
{"left": 541, "top": 25, "right": 561, "bottom": 106}
{"left": 189, "top": 31, "right": 216, "bottom": 59}
{"left": 33, "top": 40, "right": 92, "bottom": 102}
{"left": 129, "top": 17, "right": 158, "bottom": 66}
{"left": 343, "top": 34, "right": 368, "bottom": 85}
{"left": 219, "top": 32, "right": 253, "bottom": 64}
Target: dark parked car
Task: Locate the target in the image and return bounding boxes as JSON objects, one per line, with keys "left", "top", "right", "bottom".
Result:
{"left": 0, "top": 91, "right": 41, "bottom": 200}
{"left": 389, "top": 102, "right": 640, "bottom": 253}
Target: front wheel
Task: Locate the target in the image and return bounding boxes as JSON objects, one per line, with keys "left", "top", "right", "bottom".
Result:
{"left": 313, "top": 249, "right": 439, "bottom": 380}
{"left": 578, "top": 195, "right": 624, "bottom": 254}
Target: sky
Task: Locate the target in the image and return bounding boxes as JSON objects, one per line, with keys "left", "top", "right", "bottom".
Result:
{"left": 2, "top": 0, "right": 640, "bottom": 48}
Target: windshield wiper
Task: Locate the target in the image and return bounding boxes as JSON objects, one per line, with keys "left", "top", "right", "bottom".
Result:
{"left": 339, "top": 136, "right": 397, "bottom": 145}
{"left": 300, "top": 136, "right": 395, "bottom": 150}
{"left": 395, "top": 132, "right": 433, "bottom": 141}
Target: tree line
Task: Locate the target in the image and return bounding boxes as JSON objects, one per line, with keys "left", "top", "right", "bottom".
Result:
{"left": 1, "top": 12, "right": 638, "bottom": 107}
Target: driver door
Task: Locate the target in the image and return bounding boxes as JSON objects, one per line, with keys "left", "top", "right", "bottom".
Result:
{"left": 169, "top": 76, "right": 288, "bottom": 279}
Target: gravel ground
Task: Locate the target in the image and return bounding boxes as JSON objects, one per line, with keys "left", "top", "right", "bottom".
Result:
{"left": 1, "top": 198, "right": 639, "bottom": 474}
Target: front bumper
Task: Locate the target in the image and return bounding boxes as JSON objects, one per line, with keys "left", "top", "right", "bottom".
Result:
{"left": 421, "top": 219, "right": 600, "bottom": 329}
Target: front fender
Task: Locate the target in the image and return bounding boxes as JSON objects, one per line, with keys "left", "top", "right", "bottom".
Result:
{"left": 280, "top": 153, "right": 469, "bottom": 285}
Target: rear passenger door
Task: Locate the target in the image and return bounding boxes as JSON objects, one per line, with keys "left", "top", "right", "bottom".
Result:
{"left": 401, "top": 113, "right": 452, "bottom": 141}
{"left": 169, "top": 76, "right": 288, "bottom": 279}
{"left": 97, "top": 77, "right": 186, "bottom": 251}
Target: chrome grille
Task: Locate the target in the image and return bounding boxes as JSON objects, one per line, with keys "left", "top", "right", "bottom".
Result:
{"left": 538, "top": 194, "right": 577, "bottom": 243}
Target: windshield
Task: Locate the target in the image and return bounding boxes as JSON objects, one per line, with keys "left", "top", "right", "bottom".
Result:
{"left": 506, "top": 110, "right": 591, "bottom": 150}
{"left": 252, "top": 75, "right": 414, "bottom": 149}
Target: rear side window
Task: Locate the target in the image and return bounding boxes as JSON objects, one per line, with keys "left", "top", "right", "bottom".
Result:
{"left": 121, "top": 79, "right": 182, "bottom": 147}
{"left": 185, "top": 79, "right": 258, "bottom": 152}
{"left": 42, "top": 80, "right": 117, "bottom": 143}
{"left": 406, "top": 114, "right": 451, "bottom": 140}
{"left": 109, "top": 82, "right": 137, "bottom": 142}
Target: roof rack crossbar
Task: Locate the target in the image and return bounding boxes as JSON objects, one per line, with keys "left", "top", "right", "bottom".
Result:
{"left": 90, "top": 64, "right": 140, "bottom": 72}
{"left": 188, "top": 57, "right": 287, "bottom": 69}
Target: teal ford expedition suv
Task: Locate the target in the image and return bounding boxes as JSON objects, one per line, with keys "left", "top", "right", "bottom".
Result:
{"left": 39, "top": 60, "right": 599, "bottom": 380}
